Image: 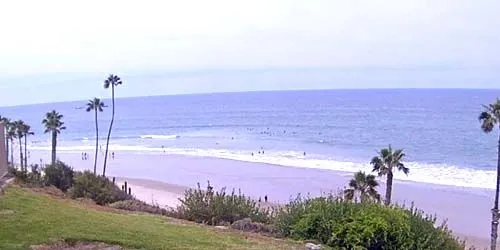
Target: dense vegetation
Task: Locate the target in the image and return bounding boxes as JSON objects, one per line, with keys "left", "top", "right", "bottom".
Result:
{"left": 9, "top": 163, "right": 132, "bottom": 206}
{"left": 274, "top": 196, "right": 462, "bottom": 250}
{"left": 69, "top": 171, "right": 132, "bottom": 205}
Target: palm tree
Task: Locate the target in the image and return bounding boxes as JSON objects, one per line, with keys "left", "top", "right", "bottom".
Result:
{"left": 23, "top": 124, "right": 34, "bottom": 168}
{"left": 13, "top": 120, "right": 25, "bottom": 170}
{"left": 479, "top": 99, "right": 500, "bottom": 250}
{"left": 6, "top": 121, "right": 16, "bottom": 165}
{"left": 103, "top": 74, "right": 122, "bottom": 177}
{"left": 344, "top": 171, "right": 380, "bottom": 203}
{"left": 371, "top": 145, "right": 409, "bottom": 205}
{"left": 42, "top": 110, "right": 66, "bottom": 165}
{"left": 0, "top": 117, "right": 10, "bottom": 164}
{"left": 86, "top": 98, "right": 106, "bottom": 175}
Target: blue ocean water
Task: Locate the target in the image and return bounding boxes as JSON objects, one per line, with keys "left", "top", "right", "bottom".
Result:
{"left": 1, "top": 89, "right": 500, "bottom": 189}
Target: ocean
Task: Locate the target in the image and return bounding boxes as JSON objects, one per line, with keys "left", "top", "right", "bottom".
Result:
{"left": 1, "top": 89, "right": 500, "bottom": 189}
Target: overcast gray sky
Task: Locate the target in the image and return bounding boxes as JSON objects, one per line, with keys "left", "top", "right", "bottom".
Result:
{"left": 0, "top": 0, "right": 499, "bottom": 106}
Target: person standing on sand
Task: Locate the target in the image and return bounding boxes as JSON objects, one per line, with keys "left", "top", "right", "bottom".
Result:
{"left": 264, "top": 195, "right": 268, "bottom": 203}
{"left": 112, "top": 152, "right": 115, "bottom": 159}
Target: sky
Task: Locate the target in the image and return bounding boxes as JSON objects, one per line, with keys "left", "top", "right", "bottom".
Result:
{"left": 0, "top": 0, "right": 499, "bottom": 106}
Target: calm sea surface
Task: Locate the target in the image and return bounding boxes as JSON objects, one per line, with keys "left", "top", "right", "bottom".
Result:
{"left": 2, "top": 89, "right": 500, "bottom": 189}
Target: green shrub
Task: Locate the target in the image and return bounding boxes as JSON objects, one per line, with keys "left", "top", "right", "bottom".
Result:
{"left": 176, "top": 182, "right": 271, "bottom": 225}
{"left": 44, "top": 161, "right": 74, "bottom": 192}
{"left": 230, "top": 218, "right": 276, "bottom": 235}
{"left": 9, "top": 165, "right": 45, "bottom": 187}
{"left": 274, "top": 196, "right": 463, "bottom": 250}
{"left": 68, "top": 171, "right": 132, "bottom": 205}
{"left": 8, "top": 166, "right": 26, "bottom": 181}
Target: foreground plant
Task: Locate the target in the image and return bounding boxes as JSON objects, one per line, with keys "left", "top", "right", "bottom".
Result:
{"left": 274, "top": 195, "right": 462, "bottom": 249}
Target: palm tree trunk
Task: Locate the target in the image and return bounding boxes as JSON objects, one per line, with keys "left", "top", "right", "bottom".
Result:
{"left": 51, "top": 131, "right": 57, "bottom": 165}
{"left": 103, "top": 85, "right": 115, "bottom": 177}
{"left": 18, "top": 138, "right": 23, "bottom": 171}
{"left": 490, "top": 134, "right": 500, "bottom": 250}
{"left": 385, "top": 171, "right": 393, "bottom": 205}
{"left": 10, "top": 139, "right": 14, "bottom": 166}
{"left": 6, "top": 138, "right": 9, "bottom": 165}
{"left": 94, "top": 109, "right": 99, "bottom": 175}
{"left": 24, "top": 135, "right": 27, "bottom": 168}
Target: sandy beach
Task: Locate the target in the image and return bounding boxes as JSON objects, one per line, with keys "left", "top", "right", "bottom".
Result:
{"left": 26, "top": 150, "right": 495, "bottom": 247}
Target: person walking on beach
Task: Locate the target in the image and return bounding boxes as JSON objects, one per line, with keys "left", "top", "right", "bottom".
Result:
{"left": 112, "top": 152, "right": 115, "bottom": 159}
{"left": 264, "top": 195, "right": 268, "bottom": 203}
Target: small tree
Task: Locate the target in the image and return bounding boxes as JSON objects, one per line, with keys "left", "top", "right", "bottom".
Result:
{"left": 344, "top": 171, "right": 380, "bottom": 203}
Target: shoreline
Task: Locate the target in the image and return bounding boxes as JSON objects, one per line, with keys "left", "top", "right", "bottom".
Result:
{"left": 25, "top": 150, "right": 496, "bottom": 246}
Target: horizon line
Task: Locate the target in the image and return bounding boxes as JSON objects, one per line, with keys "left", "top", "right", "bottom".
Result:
{"left": 2, "top": 87, "right": 500, "bottom": 109}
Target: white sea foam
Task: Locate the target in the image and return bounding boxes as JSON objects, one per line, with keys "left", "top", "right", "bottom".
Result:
{"left": 29, "top": 144, "right": 495, "bottom": 190}
{"left": 140, "top": 134, "right": 180, "bottom": 140}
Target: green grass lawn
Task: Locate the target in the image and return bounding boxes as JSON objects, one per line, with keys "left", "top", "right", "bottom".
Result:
{"left": 0, "top": 186, "right": 300, "bottom": 250}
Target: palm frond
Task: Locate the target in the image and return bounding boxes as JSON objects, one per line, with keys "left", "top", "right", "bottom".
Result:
{"left": 479, "top": 111, "right": 496, "bottom": 133}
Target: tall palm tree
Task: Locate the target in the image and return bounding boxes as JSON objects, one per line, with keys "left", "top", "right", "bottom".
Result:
{"left": 23, "top": 124, "right": 34, "bottom": 168}
{"left": 479, "top": 99, "right": 500, "bottom": 250}
{"left": 344, "top": 171, "right": 380, "bottom": 203}
{"left": 103, "top": 74, "right": 122, "bottom": 177}
{"left": 86, "top": 98, "right": 106, "bottom": 175}
{"left": 371, "top": 145, "right": 409, "bottom": 205}
{"left": 42, "top": 110, "right": 66, "bottom": 165}
{"left": 13, "top": 120, "right": 25, "bottom": 170}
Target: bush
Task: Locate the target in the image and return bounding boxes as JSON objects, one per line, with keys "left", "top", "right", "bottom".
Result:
{"left": 273, "top": 196, "right": 463, "bottom": 250}
{"left": 44, "top": 161, "right": 74, "bottom": 192}
{"left": 176, "top": 182, "right": 271, "bottom": 225}
{"left": 9, "top": 165, "right": 45, "bottom": 187}
{"left": 8, "top": 166, "right": 26, "bottom": 181}
{"left": 68, "top": 171, "right": 132, "bottom": 205}
{"left": 231, "top": 218, "right": 276, "bottom": 235}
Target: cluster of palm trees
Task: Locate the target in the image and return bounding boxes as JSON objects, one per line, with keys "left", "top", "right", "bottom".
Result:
{"left": 1, "top": 111, "right": 65, "bottom": 172}
{"left": 1, "top": 74, "right": 122, "bottom": 179}
{"left": 344, "top": 145, "right": 408, "bottom": 205}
